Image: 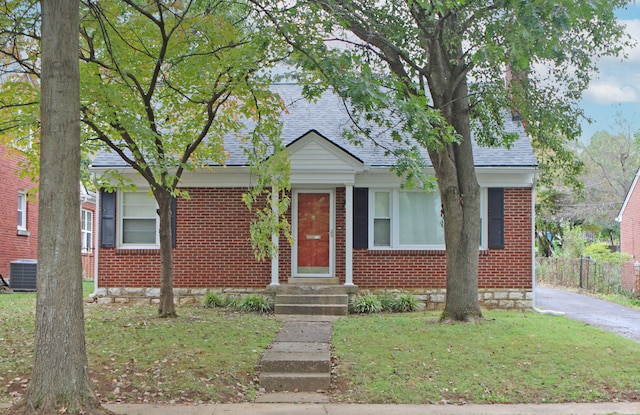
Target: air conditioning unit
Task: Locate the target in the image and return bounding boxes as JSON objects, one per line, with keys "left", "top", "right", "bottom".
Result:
{"left": 10, "top": 259, "right": 37, "bottom": 291}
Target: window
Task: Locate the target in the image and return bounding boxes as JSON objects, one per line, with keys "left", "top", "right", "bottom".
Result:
{"left": 373, "top": 191, "right": 391, "bottom": 246}
{"left": 17, "top": 191, "right": 27, "bottom": 230}
{"left": 81, "top": 209, "right": 93, "bottom": 253}
{"left": 369, "top": 189, "right": 486, "bottom": 249}
{"left": 119, "top": 191, "right": 158, "bottom": 246}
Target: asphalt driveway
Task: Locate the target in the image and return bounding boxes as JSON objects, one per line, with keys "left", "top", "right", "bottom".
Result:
{"left": 535, "top": 286, "right": 640, "bottom": 343}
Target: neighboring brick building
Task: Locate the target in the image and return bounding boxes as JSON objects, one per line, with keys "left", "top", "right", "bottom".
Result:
{"left": 0, "top": 143, "right": 97, "bottom": 286}
{"left": 90, "top": 84, "right": 537, "bottom": 310}
{"left": 0, "top": 143, "right": 39, "bottom": 280}
{"left": 81, "top": 184, "right": 96, "bottom": 279}
{"left": 616, "top": 168, "right": 640, "bottom": 292}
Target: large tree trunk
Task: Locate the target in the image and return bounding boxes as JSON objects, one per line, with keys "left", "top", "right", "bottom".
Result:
{"left": 13, "top": 2, "right": 107, "bottom": 414}
{"left": 428, "top": 14, "right": 483, "bottom": 322}
{"left": 155, "top": 189, "right": 176, "bottom": 317}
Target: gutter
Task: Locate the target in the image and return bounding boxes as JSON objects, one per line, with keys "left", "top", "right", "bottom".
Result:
{"left": 89, "top": 173, "right": 100, "bottom": 299}
{"left": 530, "top": 170, "right": 564, "bottom": 316}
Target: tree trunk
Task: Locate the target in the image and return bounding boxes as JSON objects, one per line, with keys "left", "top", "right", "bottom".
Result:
{"left": 155, "top": 189, "right": 176, "bottom": 317}
{"left": 427, "top": 14, "right": 483, "bottom": 322}
{"left": 13, "top": 1, "right": 107, "bottom": 414}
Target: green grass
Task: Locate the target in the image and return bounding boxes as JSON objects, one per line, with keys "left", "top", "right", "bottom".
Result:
{"left": 0, "top": 289, "right": 281, "bottom": 405}
{"left": 3, "top": 290, "right": 640, "bottom": 406}
{"left": 593, "top": 291, "right": 640, "bottom": 309}
{"left": 331, "top": 311, "right": 640, "bottom": 404}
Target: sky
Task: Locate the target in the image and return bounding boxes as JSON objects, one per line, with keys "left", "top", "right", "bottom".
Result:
{"left": 579, "top": 3, "right": 640, "bottom": 143}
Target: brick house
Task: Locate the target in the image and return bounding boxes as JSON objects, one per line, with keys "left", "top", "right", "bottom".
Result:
{"left": 0, "top": 142, "right": 97, "bottom": 287}
{"left": 0, "top": 143, "right": 39, "bottom": 282}
{"left": 80, "top": 183, "right": 96, "bottom": 280}
{"left": 616, "top": 168, "right": 640, "bottom": 292}
{"left": 90, "top": 84, "right": 538, "bottom": 310}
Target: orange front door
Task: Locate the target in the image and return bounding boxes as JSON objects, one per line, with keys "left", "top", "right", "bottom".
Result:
{"left": 296, "top": 192, "right": 331, "bottom": 275}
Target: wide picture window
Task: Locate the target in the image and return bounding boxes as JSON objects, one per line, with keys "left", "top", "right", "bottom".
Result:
{"left": 371, "top": 190, "right": 446, "bottom": 249}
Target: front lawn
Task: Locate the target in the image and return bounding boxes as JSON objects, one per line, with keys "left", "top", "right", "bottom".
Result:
{"left": 2, "top": 291, "right": 639, "bottom": 406}
{"left": 331, "top": 311, "right": 640, "bottom": 404}
{"left": 0, "top": 291, "right": 280, "bottom": 405}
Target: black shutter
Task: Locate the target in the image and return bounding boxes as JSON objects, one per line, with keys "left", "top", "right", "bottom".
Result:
{"left": 353, "top": 188, "right": 368, "bottom": 249}
{"left": 488, "top": 188, "right": 505, "bottom": 249}
{"left": 100, "top": 190, "right": 116, "bottom": 248}
{"left": 171, "top": 196, "right": 177, "bottom": 249}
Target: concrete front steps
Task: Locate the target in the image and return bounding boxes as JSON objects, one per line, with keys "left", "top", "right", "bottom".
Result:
{"left": 271, "top": 284, "right": 358, "bottom": 316}
{"left": 259, "top": 320, "right": 333, "bottom": 393}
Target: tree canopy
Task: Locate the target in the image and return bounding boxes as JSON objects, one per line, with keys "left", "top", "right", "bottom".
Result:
{"left": 80, "top": 0, "right": 289, "bottom": 316}
{"left": 252, "top": 0, "right": 633, "bottom": 320}
{"left": 536, "top": 117, "right": 640, "bottom": 254}
{"left": 1, "top": 0, "right": 291, "bottom": 317}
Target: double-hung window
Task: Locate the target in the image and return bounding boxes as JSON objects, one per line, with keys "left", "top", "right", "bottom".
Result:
{"left": 81, "top": 209, "right": 93, "bottom": 253}
{"left": 369, "top": 189, "right": 486, "bottom": 250}
{"left": 119, "top": 191, "right": 158, "bottom": 247}
{"left": 17, "top": 191, "right": 27, "bottom": 230}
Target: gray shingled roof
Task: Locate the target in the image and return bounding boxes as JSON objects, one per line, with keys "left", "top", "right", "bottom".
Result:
{"left": 91, "top": 83, "right": 538, "bottom": 168}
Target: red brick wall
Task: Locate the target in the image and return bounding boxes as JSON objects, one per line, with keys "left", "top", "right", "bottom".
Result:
{"left": 0, "top": 144, "right": 39, "bottom": 279}
{"left": 97, "top": 187, "right": 532, "bottom": 290}
{"left": 353, "top": 188, "right": 533, "bottom": 290}
{"left": 98, "top": 188, "right": 273, "bottom": 288}
{"left": 620, "top": 179, "right": 640, "bottom": 261}
{"left": 81, "top": 200, "right": 96, "bottom": 279}
{"left": 620, "top": 261, "right": 638, "bottom": 292}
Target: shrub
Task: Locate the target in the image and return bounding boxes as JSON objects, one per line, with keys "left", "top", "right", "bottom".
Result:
{"left": 223, "top": 295, "right": 240, "bottom": 310}
{"left": 202, "top": 292, "right": 223, "bottom": 308}
{"left": 390, "top": 293, "right": 421, "bottom": 312}
{"left": 350, "top": 293, "right": 382, "bottom": 314}
{"left": 584, "top": 242, "right": 632, "bottom": 263}
{"left": 379, "top": 294, "right": 395, "bottom": 312}
{"left": 238, "top": 294, "right": 273, "bottom": 313}
{"left": 556, "top": 223, "right": 586, "bottom": 259}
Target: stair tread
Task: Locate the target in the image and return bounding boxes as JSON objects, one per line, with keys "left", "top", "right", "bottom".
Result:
{"left": 260, "top": 372, "right": 330, "bottom": 378}
{"left": 263, "top": 351, "right": 331, "bottom": 360}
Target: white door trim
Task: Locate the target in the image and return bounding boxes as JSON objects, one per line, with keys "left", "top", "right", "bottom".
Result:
{"left": 292, "top": 189, "right": 335, "bottom": 278}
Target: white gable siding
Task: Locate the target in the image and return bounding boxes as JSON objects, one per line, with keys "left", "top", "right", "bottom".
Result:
{"left": 289, "top": 138, "right": 361, "bottom": 173}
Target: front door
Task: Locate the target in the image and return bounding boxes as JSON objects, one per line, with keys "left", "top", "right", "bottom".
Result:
{"left": 294, "top": 190, "right": 333, "bottom": 277}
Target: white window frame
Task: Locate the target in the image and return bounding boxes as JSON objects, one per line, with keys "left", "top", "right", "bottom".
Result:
{"left": 368, "top": 188, "right": 487, "bottom": 250}
{"left": 17, "top": 191, "right": 27, "bottom": 231}
{"left": 117, "top": 190, "right": 159, "bottom": 248}
{"left": 81, "top": 209, "right": 93, "bottom": 253}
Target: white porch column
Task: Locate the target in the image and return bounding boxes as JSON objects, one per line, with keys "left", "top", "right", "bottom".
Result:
{"left": 270, "top": 187, "right": 280, "bottom": 286}
{"left": 345, "top": 184, "right": 354, "bottom": 286}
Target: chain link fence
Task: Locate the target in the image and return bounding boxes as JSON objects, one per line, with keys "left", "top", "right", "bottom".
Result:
{"left": 536, "top": 257, "right": 639, "bottom": 295}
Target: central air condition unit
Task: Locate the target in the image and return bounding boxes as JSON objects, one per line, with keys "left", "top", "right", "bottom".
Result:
{"left": 10, "top": 259, "right": 37, "bottom": 291}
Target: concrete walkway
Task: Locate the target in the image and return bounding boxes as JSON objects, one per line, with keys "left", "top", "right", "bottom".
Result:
{"left": 4, "top": 400, "right": 640, "bottom": 415}
{"left": 258, "top": 317, "right": 333, "bottom": 394}
{"left": 99, "top": 402, "right": 640, "bottom": 414}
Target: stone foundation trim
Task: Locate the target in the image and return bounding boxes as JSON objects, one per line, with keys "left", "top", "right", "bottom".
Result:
{"left": 366, "top": 288, "right": 533, "bottom": 311}
{"left": 93, "top": 287, "right": 268, "bottom": 306}
{"left": 93, "top": 286, "right": 532, "bottom": 310}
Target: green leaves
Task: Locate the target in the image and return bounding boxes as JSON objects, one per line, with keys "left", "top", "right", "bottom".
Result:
{"left": 79, "top": 1, "right": 280, "bottom": 186}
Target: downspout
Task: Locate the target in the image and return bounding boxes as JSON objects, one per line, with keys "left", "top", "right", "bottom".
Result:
{"left": 530, "top": 170, "right": 564, "bottom": 316}
{"left": 89, "top": 173, "right": 100, "bottom": 298}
